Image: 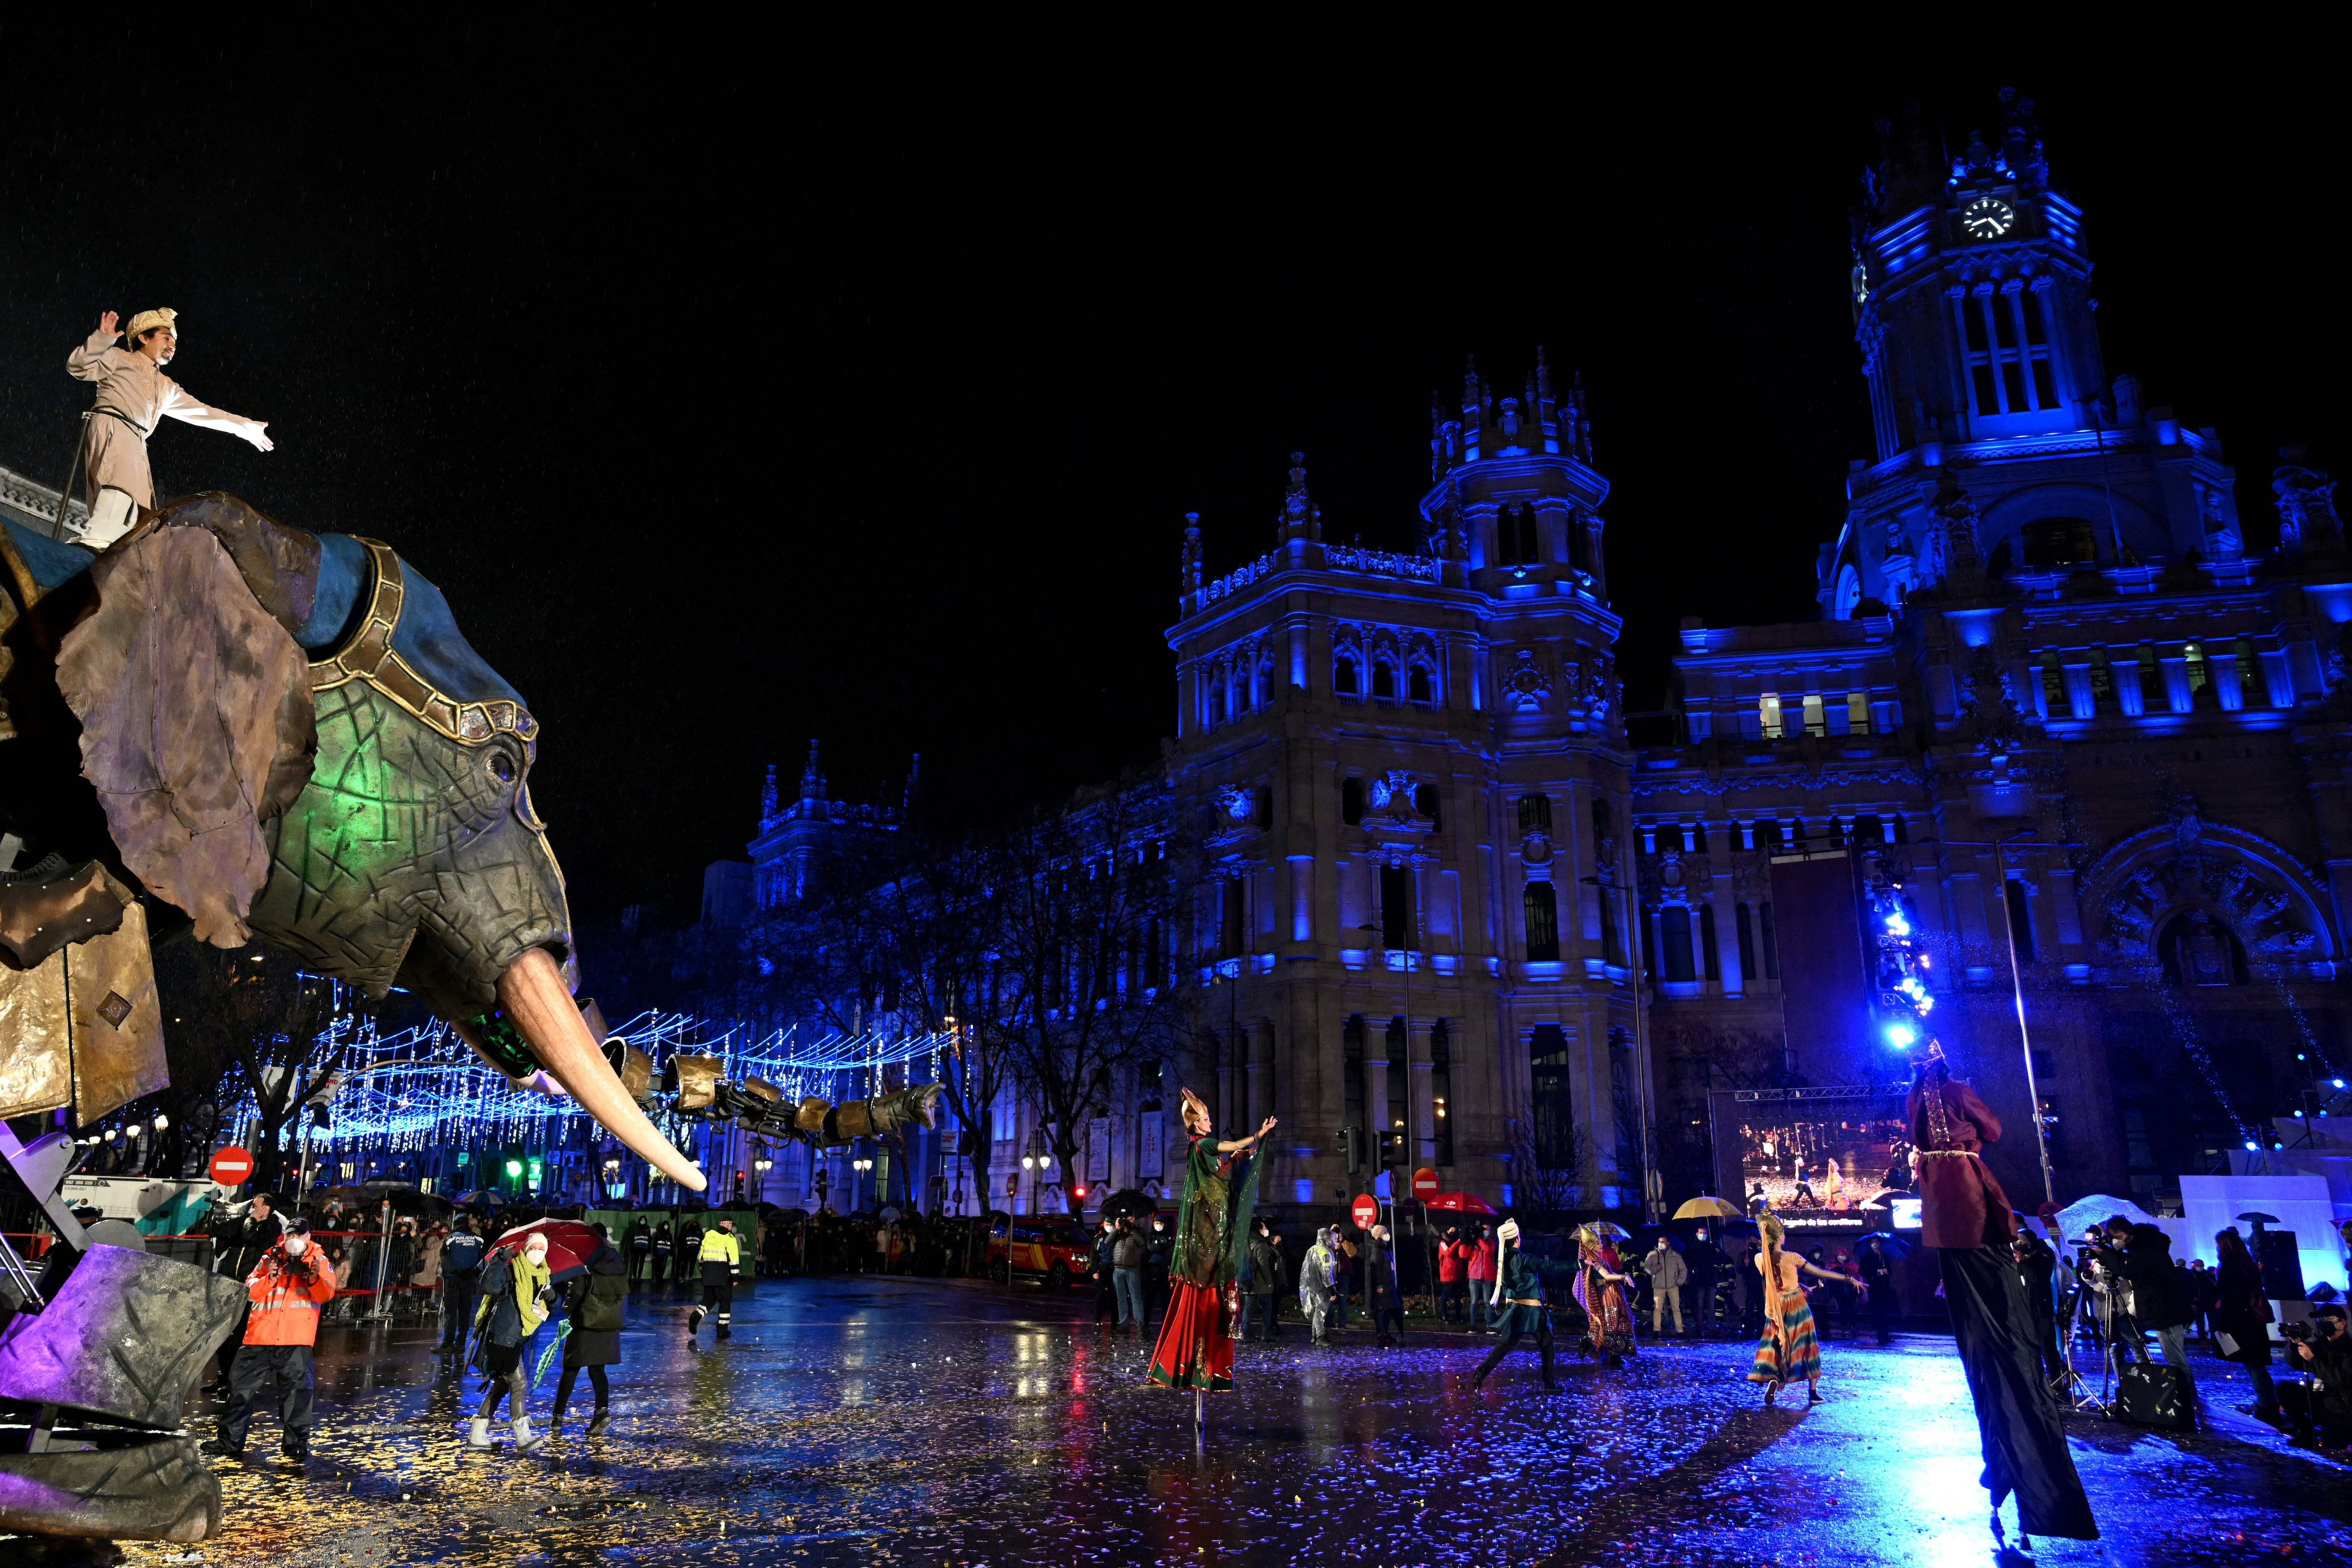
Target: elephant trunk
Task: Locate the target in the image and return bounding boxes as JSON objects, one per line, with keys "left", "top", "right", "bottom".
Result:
{"left": 497, "top": 947, "right": 707, "bottom": 1192}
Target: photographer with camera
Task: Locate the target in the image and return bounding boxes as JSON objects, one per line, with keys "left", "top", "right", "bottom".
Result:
{"left": 202, "top": 1217, "right": 337, "bottom": 1463}
{"left": 2280, "top": 1306, "right": 2352, "bottom": 1451}
{"left": 2115, "top": 1220, "right": 2195, "bottom": 1397}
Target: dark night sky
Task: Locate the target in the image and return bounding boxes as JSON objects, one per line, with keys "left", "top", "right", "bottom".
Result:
{"left": 1, "top": 33, "right": 2338, "bottom": 927}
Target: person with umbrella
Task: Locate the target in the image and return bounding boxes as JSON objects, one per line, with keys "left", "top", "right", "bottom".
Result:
{"left": 554, "top": 1222, "right": 628, "bottom": 1437}
{"left": 469, "top": 1230, "right": 556, "bottom": 1452}
{"left": 1469, "top": 1218, "right": 1578, "bottom": 1390}
{"left": 1575, "top": 1223, "right": 1639, "bottom": 1367}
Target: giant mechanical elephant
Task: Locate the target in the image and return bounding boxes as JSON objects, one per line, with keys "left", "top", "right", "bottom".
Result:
{"left": 0, "top": 494, "right": 933, "bottom": 1541}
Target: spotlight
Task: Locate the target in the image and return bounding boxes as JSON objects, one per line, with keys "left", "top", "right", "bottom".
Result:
{"left": 2244, "top": 1140, "right": 2259, "bottom": 1152}
{"left": 1883, "top": 1021, "right": 1917, "bottom": 1048}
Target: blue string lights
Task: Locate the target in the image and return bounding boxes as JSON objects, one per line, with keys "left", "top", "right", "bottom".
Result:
{"left": 224, "top": 1008, "right": 951, "bottom": 1166}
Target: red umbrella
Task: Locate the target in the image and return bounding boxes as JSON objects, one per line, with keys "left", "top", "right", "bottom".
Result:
{"left": 485, "top": 1219, "right": 603, "bottom": 1283}
{"left": 1422, "top": 1192, "right": 1497, "bottom": 1215}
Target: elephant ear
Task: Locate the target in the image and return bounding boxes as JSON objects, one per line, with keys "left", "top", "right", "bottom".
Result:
{"left": 56, "top": 524, "right": 317, "bottom": 947}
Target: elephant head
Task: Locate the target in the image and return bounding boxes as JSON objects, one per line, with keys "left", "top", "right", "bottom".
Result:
{"left": 0, "top": 493, "right": 703, "bottom": 1190}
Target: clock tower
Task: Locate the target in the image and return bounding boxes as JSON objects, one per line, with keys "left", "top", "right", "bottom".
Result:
{"left": 1850, "top": 89, "right": 2100, "bottom": 464}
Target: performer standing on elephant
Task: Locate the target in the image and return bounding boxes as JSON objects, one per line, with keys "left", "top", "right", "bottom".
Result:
{"left": 1909, "top": 1045, "right": 2098, "bottom": 1550}
{"left": 1145, "top": 1088, "right": 1275, "bottom": 1392}
{"left": 65, "top": 309, "right": 273, "bottom": 550}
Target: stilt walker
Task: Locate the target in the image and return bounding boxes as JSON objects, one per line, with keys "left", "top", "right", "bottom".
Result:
{"left": 64, "top": 309, "right": 273, "bottom": 549}
{"left": 1145, "top": 1089, "right": 1274, "bottom": 1399}
{"left": 1910, "top": 1045, "right": 2098, "bottom": 1549}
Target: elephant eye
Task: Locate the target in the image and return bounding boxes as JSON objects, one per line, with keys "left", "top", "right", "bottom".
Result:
{"left": 487, "top": 751, "right": 516, "bottom": 785}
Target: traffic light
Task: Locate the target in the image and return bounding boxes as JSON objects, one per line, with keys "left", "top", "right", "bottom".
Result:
{"left": 1341, "top": 1125, "right": 1364, "bottom": 1174}
{"left": 525, "top": 1157, "right": 543, "bottom": 1191}
{"left": 733, "top": 1170, "right": 747, "bottom": 1201}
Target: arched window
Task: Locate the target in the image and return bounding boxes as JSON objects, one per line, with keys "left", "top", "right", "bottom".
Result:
{"left": 1661, "top": 906, "right": 1696, "bottom": 982}
{"left": 1497, "top": 502, "right": 1539, "bottom": 567}
{"left": 1209, "top": 682, "right": 1226, "bottom": 725}
{"left": 1699, "top": 903, "right": 1720, "bottom": 981}
{"left": 1736, "top": 901, "right": 1757, "bottom": 978}
{"left": 1334, "top": 654, "right": 1359, "bottom": 697}
{"left": 1529, "top": 1024, "right": 1575, "bottom": 1167}
{"left": 2021, "top": 518, "right": 2098, "bottom": 569}
{"left": 1408, "top": 661, "right": 1435, "bottom": 704}
{"left": 1413, "top": 784, "right": 1441, "bottom": 828}
{"left": 1523, "top": 882, "right": 1560, "bottom": 961}
{"left": 1371, "top": 658, "right": 1398, "bottom": 701}
{"left": 1341, "top": 777, "right": 1365, "bottom": 825}
{"left": 1254, "top": 657, "right": 1273, "bottom": 709}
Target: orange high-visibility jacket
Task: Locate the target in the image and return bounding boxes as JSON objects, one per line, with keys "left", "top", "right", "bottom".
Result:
{"left": 242, "top": 1246, "right": 339, "bottom": 1346}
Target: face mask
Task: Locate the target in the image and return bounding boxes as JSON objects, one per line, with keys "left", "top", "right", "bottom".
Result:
{"left": 526, "top": 1251, "right": 547, "bottom": 1267}
{"left": 283, "top": 1235, "right": 309, "bottom": 1257}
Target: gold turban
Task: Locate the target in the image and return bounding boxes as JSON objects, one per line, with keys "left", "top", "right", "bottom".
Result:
{"left": 125, "top": 308, "right": 178, "bottom": 340}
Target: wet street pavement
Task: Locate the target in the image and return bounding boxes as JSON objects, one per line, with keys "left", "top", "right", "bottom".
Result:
{"left": 82, "top": 1276, "right": 2352, "bottom": 1568}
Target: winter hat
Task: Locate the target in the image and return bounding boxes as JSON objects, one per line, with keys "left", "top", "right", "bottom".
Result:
{"left": 126, "top": 307, "right": 177, "bottom": 340}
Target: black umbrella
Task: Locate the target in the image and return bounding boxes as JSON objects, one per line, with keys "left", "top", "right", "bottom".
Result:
{"left": 1854, "top": 1230, "right": 1914, "bottom": 1258}
{"left": 1097, "top": 1188, "right": 1160, "bottom": 1222}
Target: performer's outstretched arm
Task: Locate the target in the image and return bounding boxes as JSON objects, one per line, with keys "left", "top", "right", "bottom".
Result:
{"left": 161, "top": 382, "right": 274, "bottom": 450}
{"left": 1211, "top": 1116, "right": 1279, "bottom": 1154}
{"left": 67, "top": 312, "right": 121, "bottom": 379}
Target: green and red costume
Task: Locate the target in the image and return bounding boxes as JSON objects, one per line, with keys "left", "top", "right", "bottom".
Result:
{"left": 1145, "top": 1125, "right": 1263, "bottom": 1391}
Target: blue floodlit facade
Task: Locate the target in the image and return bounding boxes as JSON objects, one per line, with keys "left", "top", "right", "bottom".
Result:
{"left": 1634, "top": 95, "right": 2352, "bottom": 1214}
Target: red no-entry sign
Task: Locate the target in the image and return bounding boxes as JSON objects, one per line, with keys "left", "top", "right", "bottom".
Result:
{"left": 1351, "top": 1193, "right": 1379, "bottom": 1229}
{"left": 209, "top": 1146, "right": 254, "bottom": 1186}
{"left": 1411, "top": 1167, "right": 1441, "bottom": 1202}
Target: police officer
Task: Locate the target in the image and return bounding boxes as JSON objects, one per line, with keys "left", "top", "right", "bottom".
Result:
{"left": 687, "top": 1217, "right": 742, "bottom": 1341}
{"left": 652, "top": 1217, "right": 673, "bottom": 1283}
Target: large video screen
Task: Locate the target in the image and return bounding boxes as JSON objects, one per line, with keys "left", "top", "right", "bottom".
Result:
{"left": 1712, "top": 1088, "right": 1912, "bottom": 1222}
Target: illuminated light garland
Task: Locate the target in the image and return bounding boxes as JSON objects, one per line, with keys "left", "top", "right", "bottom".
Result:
{"left": 218, "top": 1006, "right": 952, "bottom": 1164}
{"left": 2153, "top": 980, "right": 2255, "bottom": 1145}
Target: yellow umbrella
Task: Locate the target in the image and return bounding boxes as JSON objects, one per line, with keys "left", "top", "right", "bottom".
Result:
{"left": 1673, "top": 1196, "right": 1743, "bottom": 1221}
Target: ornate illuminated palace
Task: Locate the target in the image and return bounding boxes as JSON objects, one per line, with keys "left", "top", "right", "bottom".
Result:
{"left": 715, "top": 95, "right": 2350, "bottom": 1225}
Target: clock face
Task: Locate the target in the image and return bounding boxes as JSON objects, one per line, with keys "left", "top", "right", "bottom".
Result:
{"left": 1961, "top": 197, "right": 2017, "bottom": 240}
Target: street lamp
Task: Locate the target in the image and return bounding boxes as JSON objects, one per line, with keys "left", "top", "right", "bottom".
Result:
{"left": 1994, "top": 826, "right": 2059, "bottom": 1210}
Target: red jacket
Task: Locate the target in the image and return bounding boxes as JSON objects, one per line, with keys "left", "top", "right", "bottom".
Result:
{"left": 1437, "top": 1242, "right": 1467, "bottom": 1283}
{"left": 1468, "top": 1239, "right": 1497, "bottom": 1280}
{"left": 1906, "top": 1070, "right": 2018, "bottom": 1251}
{"left": 243, "top": 1244, "right": 338, "bottom": 1347}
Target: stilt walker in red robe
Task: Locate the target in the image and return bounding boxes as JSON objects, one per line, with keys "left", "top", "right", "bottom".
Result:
{"left": 1910, "top": 1044, "right": 2098, "bottom": 1551}
{"left": 1145, "top": 1088, "right": 1275, "bottom": 1393}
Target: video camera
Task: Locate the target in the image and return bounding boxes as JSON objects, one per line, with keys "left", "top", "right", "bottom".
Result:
{"left": 2279, "top": 1320, "right": 2316, "bottom": 1346}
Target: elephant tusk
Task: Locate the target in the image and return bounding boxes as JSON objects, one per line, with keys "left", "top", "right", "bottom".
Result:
{"left": 498, "top": 946, "right": 707, "bottom": 1191}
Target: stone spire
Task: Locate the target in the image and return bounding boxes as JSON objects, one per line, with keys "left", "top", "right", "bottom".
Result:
{"left": 1279, "top": 452, "right": 1319, "bottom": 542}
{"left": 801, "top": 740, "right": 826, "bottom": 802}
{"left": 760, "top": 762, "right": 779, "bottom": 824}
{"left": 1182, "top": 514, "right": 1203, "bottom": 594}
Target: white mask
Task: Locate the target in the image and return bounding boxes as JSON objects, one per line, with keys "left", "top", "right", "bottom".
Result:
{"left": 526, "top": 1250, "right": 547, "bottom": 1267}
{"left": 283, "top": 1235, "right": 309, "bottom": 1257}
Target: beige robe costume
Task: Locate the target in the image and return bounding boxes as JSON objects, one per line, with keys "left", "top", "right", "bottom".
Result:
{"left": 65, "top": 325, "right": 266, "bottom": 544}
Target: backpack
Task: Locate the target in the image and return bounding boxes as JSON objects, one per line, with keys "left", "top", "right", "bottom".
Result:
{"left": 577, "top": 1268, "right": 628, "bottom": 1332}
